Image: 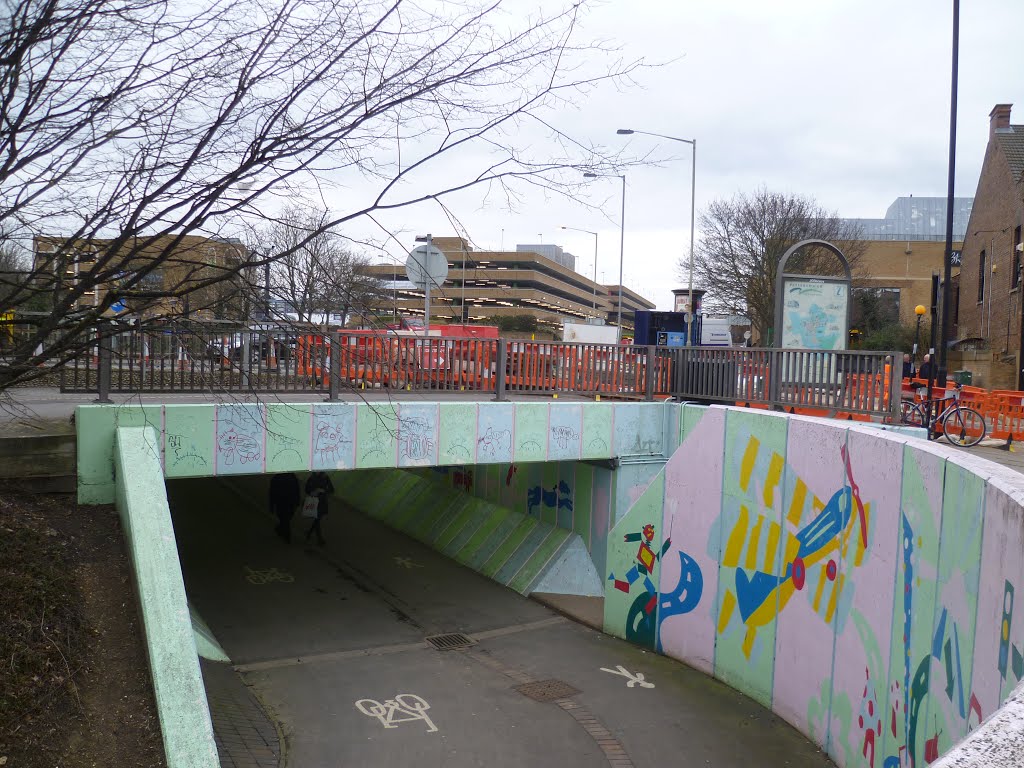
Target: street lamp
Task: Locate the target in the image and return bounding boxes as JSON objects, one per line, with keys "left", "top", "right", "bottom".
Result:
{"left": 560, "top": 226, "right": 599, "bottom": 316}
{"left": 914, "top": 304, "right": 927, "bottom": 366}
{"left": 617, "top": 128, "right": 697, "bottom": 345}
{"left": 583, "top": 172, "right": 626, "bottom": 333}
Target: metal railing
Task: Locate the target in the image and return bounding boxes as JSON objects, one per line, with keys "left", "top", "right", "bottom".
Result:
{"left": 659, "top": 346, "right": 901, "bottom": 418}
{"left": 57, "top": 324, "right": 900, "bottom": 419}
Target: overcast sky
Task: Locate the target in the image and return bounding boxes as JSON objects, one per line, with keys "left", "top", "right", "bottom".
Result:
{"left": 354, "top": 0, "right": 1024, "bottom": 311}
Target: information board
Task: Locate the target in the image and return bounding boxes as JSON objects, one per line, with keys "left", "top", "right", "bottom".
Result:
{"left": 780, "top": 279, "right": 848, "bottom": 350}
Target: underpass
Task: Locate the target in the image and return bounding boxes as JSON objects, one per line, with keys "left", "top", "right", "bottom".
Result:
{"left": 168, "top": 475, "right": 830, "bottom": 767}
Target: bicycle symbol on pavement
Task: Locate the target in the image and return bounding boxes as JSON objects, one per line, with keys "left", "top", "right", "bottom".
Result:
{"left": 355, "top": 693, "right": 438, "bottom": 733}
{"left": 244, "top": 566, "right": 295, "bottom": 585}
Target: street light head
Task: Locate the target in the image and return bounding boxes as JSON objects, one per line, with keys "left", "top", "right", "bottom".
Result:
{"left": 915, "top": 304, "right": 927, "bottom": 316}
{"left": 583, "top": 172, "right": 598, "bottom": 178}
{"left": 616, "top": 129, "right": 634, "bottom": 135}
{"left": 414, "top": 234, "right": 431, "bottom": 242}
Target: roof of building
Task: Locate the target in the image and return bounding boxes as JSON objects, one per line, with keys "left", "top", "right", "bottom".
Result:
{"left": 846, "top": 196, "right": 974, "bottom": 241}
{"left": 994, "top": 125, "right": 1024, "bottom": 180}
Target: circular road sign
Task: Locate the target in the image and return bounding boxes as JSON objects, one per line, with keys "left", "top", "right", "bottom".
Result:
{"left": 405, "top": 245, "right": 448, "bottom": 291}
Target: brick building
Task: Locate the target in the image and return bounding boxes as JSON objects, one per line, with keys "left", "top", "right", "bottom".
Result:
{"left": 956, "top": 104, "right": 1024, "bottom": 388}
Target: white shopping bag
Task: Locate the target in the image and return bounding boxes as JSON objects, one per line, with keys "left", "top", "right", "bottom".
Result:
{"left": 301, "top": 496, "right": 319, "bottom": 518}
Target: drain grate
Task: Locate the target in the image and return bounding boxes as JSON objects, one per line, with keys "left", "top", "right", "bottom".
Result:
{"left": 515, "top": 679, "right": 580, "bottom": 702}
{"left": 424, "top": 632, "right": 476, "bottom": 651}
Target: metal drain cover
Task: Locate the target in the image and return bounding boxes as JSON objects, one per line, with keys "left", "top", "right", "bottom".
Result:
{"left": 515, "top": 679, "right": 580, "bottom": 702}
{"left": 425, "top": 632, "right": 476, "bottom": 651}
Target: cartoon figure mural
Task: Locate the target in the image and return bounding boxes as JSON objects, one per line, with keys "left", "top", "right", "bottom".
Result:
{"left": 607, "top": 521, "right": 671, "bottom": 647}
{"left": 217, "top": 427, "right": 261, "bottom": 466}
{"left": 314, "top": 420, "right": 350, "bottom": 466}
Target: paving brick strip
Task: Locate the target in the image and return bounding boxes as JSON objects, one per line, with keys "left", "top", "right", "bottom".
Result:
{"left": 462, "top": 648, "right": 635, "bottom": 768}
{"left": 200, "top": 659, "right": 282, "bottom": 768}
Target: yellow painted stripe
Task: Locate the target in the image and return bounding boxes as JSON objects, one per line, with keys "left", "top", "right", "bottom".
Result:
{"left": 718, "top": 590, "right": 737, "bottom": 635}
{"left": 825, "top": 573, "right": 844, "bottom": 624}
{"left": 787, "top": 479, "right": 807, "bottom": 526}
{"left": 745, "top": 516, "right": 763, "bottom": 571}
{"left": 812, "top": 563, "right": 828, "bottom": 612}
{"left": 739, "top": 436, "right": 760, "bottom": 492}
{"left": 723, "top": 505, "right": 750, "bottom": 567}
{"left": 763, "top": 453, "right": 784, "bottom": 508}
{"left": 742, "top": 626, "right": 757, "bottom": 659}
{"left": 764, "top": 521, "right": 781, "bottom": 571}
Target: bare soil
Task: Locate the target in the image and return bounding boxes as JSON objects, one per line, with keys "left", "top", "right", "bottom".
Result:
{"left": 0, "top": 480, "right": 165, "bottom": 768}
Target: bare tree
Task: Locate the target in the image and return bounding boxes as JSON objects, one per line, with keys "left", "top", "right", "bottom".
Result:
{"left": 0, "top": 0, "right": 645, "bottom": 392}
{"left": 256, "top": 206, "right": 384, "bottom": 325}
{"left": 685, "top": 188, "right": 866, "bottom": 342}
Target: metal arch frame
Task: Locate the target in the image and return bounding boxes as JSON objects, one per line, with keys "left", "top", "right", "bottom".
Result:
{"left": 773, "top": 238, "right": 853, "bottom": 350}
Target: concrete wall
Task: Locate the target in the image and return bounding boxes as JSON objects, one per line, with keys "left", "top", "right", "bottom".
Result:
{"left": 333, "top": 469, "right": 602, "bottom": 596}
{"left": 114, "top": 426, "right": 219, "bottom": 768}
{"left": 604, "top": 403, "right": 1024, "bottom": 767}
{"left": 77, "top": 401, "right": 673, "bottom": 504}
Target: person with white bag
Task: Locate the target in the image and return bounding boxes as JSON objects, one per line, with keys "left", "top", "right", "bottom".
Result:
{"left": 303, "top": 471, "right": 334, "bottom": 546}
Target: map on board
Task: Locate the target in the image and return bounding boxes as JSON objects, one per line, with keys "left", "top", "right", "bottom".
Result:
{"left": 780, "top": 280, "right": 847, "bottom": 350}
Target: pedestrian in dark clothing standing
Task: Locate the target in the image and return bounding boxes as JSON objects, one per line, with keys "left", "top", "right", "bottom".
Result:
{"left": 902, "top": 353, "right": 916, "bottom": 379}
{"left": 269, "top": 472, "right": 301, "bottom": 543}
{"left": 304, "top": 471, "right": 334, "bottom": 546}
{"left": 919, "top": 354, "right": 934, "bottom": 381}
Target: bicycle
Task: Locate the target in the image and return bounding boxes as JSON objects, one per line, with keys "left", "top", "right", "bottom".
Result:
{"left": 900, "top": 381, "right": 987, "bottom": 447}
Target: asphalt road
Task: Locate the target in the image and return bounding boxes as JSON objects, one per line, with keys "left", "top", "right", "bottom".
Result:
{"left": 166, "top": 477, "right": 833, "bottom": 768}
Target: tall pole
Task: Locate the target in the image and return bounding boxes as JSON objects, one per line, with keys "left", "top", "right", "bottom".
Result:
{"left": 687, "top": 140, "right": 697, "bottom": 346}
{"left": 424, "top": 234, "right": 432, "bottom": 337}
{"left": 592, "top": 231, "right": 598, "bottom": 315}
{"left": 939, "top": 0, "right": 960, "bottom": 385}
{"left": 461, "top": 241, "right": 467, "bottom": 324}
{"left": 617, "top": 174, "right": 625, "bottom": 333}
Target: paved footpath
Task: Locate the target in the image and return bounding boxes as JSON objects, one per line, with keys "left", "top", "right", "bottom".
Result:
{"left": 167, "top": 477, "right": 834, "bottom": 768}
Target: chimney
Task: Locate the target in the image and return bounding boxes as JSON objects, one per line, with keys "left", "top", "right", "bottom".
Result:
{"left": 990, "top": 104, "right": 1012, "bottom": 137}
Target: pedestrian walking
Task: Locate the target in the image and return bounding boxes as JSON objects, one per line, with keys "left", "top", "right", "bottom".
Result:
{"left": 304, "top": 471, "right": 334, "bottom": 546}
{"left": 269, "top": 472, "right": 301, "bottom": 543}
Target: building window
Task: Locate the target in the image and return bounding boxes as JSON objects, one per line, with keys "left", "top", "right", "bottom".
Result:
{"left": 978, "top": 249, "right": 986, "bottom": 303}
{"left": 1014, "top": 226, "right": 1022, "bottom": 289}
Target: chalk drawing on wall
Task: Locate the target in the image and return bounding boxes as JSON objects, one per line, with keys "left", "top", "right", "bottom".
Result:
{"left": 518, "top": 439, "right": 542, "bottom": 454}
{"left": 477, "top": 403, "right": 514, "bottom": 463}
{"left": 478, "top": 427, "right": 511, "bottom": 459}
{"left": 396, "top": 405, "right": 438, "bottom": 467}
{"left": 166, "top": 432, "right": 208, "bottom": 470}
{"left": 551, "top": 426, "right": 579, "bottom": 449}
{"left": 314, "top": 420, "right": 352, "bottom": 465}
{"left": 309, "top": 404, "right": 355, "bottom": 470}
{"left": 586, "top": 437, "right": 609, "bottom": 455}
{"left": 446, "top": 439, "right": 471, "bottom": 461}
{"left": 216, "top": 404, "right": 263, "bottom": 473}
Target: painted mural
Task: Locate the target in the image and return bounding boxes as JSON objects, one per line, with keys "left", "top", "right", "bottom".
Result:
{"left": 602, "top": 406, "right": 1024, "bottom": 768}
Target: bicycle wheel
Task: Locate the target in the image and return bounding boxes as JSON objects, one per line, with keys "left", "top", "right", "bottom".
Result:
{"left": 901, "top": 400, "right": 927, "bottom": 427}
{"left": 942, "top": 406, "right": 987, "bottom": 447}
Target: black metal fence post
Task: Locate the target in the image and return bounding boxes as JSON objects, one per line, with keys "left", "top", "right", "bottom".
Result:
{"left": 494, "top": 338, "right": 507, "bottom": 401}
{"left": 645, "top": 345, "right": 657, "bottom": 401}
{"left": 328, "top": 331, "right": 341, "bottom": 401}
{"left": 96, "top": 325, "right": 112, "bottom": 403}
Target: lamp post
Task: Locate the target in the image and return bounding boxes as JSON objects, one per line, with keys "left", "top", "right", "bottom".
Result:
{"left": 583, "top": 172, "right": 626, "bottom": 333}
{"left": 617, "top": 128, "right": 697, "bottom": 345}
{"left": 914, "top": 304, "right": 927, "bottom": 366}
{"left": 560, "top": 226, "right": 599, "bottom": 317}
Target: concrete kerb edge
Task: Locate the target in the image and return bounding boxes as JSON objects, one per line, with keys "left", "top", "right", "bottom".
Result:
{"left": 114, "top": 425, "right": 219, "bottom": 768}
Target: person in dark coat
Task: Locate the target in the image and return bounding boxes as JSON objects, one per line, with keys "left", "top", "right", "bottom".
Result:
{"left": 918, "top": 354, "right": 934, "bottom": 381}
{"left": 304, "top": 471, "right": 334, "bottom": 546}
{"left": 902, "top": 353, "right": 916, "bottom": 379}
{"left": 269, "top": 472, "right": 301, "bottom": 543}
